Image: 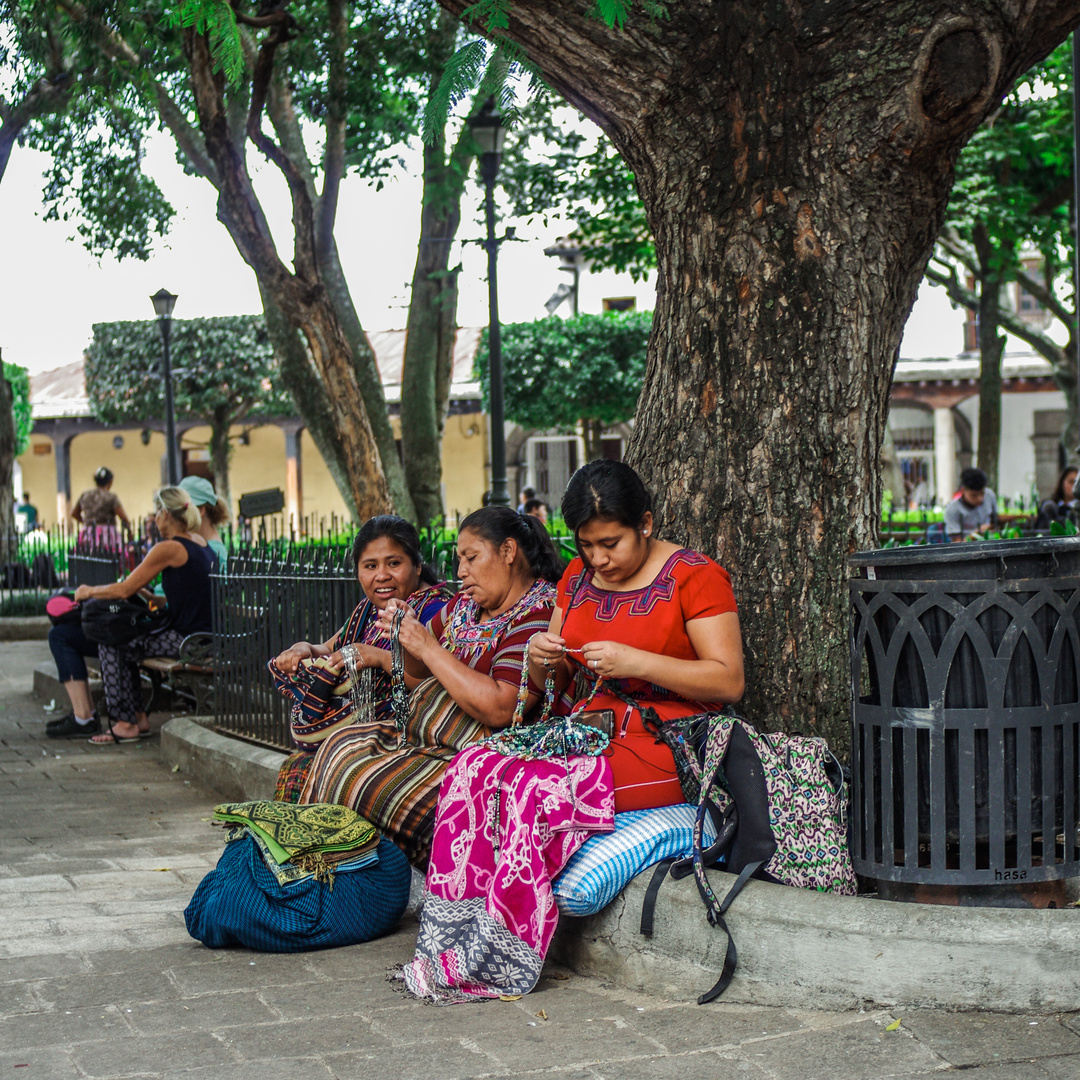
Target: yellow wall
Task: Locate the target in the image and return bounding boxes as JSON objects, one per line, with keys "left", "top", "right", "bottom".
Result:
{"left": 18, "top": 412, "right": 490, "bottom": 530}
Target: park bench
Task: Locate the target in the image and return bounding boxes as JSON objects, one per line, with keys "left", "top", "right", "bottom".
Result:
{"left": 140, "top": 632, "right": 216, "bottom": 715}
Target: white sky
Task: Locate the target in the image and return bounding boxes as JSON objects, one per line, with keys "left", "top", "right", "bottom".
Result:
{"left": 1, "top": 125, "right": 966, "bottom": 377}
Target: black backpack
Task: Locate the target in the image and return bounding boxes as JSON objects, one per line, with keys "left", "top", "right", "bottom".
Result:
{"left": 81, "top": 598, "right": 165, "bottom": 646}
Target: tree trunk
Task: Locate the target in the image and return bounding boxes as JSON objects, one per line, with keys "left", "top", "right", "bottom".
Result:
{"left": 437, "top": 0, "right": 1080, "bottom": 749}
{"left": 0, "top": 356, "right": 16, "bottom": 563}
{"left": 582, "top": 417, "right": 604, "bottom": 462}
{"left": 974, "top": 227, "right": 1004, "bottom": 490}
{"left": 208, "top": 406, "right": 233, "bottom": 512}
{"left": 401, "top": 140, "right": 464, "bottom": 526}
{"left": 261, "top": 288, "right": 358, "bottom": 517}
{"left": 880, "top": 425, "right": 907, "bottom": 509}
{"left": 1060, "top": 337, "right": 1080, "bottom": 467}
{"left": 185, "top": 28, "right": 392, "bottom": 523}
{"left": 400, "top": 10, "right": 468, "bottom": 526}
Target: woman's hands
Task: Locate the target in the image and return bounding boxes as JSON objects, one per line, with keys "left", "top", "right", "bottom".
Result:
{"left": 274, "top": 642, "right": 317, "bottom": 674}
{"left": 73, "top": 584, "right": 96, "bottom": 603}
{"left": 376, "top": 599, "right": 437, "bottom": 662}
{"left": 579, "top": 640, "right": 645, "bottom": 681}
{"left": 528, "top": 630, "right": 567, "bottom": 670}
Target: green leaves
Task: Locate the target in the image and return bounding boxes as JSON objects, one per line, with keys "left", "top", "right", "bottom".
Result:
{"left": 85, "top": 316, "right": 292, "bottom": 428}
{"left": 475, "top": 311, "right": 652, "bottom": 430}
{"left": 168, "top": 0, "right": 244, "bottom": 86}
{"left": 422, "top": 38, "right": 491, "bottom": 144}
{"left": 3, "top": 363, "right": 32, "bottom": 458}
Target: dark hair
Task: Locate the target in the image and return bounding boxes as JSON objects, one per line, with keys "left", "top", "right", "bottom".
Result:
{"left": 1051, "top": 465, "right": 1079, "bottom": 505}
{"left": 523, "top": 498, "right": 546, "bottom": 515}
{"left": 458, "top": 506, "right": 564, "bottom": 584}
{"left": 521, "top": 486, "right": 536, "bottom": 500}
{"left": 351, "top": 515, "right": 437, "bottom": 586}
{"left": 959, "top": 467, "right": 987, "bottom": 493}
{"left": 562, "top": 459, "right": 652, "bottom": 550}
{"left": 93, "top": 467, "right": 113, "bottom": 487}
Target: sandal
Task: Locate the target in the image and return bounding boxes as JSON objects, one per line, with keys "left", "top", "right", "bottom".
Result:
{"left": 89, "top": 719, "right": 141, "bottom": 745}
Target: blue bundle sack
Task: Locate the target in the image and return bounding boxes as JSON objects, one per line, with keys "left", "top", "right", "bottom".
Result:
{"left": 185, "top": 834, "right": 410, "bottom": 952}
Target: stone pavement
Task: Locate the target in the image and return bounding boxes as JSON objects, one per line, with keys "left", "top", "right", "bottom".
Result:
{"left": 2, "top": 640, "right": 1080, "bottom": 1080}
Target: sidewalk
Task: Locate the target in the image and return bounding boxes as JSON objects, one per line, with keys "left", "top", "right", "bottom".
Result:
{"left": 2, "top": 640, "right": 1080, "bottom": 1079}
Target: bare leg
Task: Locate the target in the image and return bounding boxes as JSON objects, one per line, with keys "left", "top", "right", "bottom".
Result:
{"left": 62, "top": 680, "right": 95, "bottom": 719}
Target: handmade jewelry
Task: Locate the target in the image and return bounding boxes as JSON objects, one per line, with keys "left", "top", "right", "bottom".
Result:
{"left": 386, "top": 607, "right": 411, "bottom": 741}
{"left": 340, "top": 643, "right": 375, "bottom": 727}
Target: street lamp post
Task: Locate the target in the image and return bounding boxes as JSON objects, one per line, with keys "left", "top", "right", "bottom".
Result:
{"left": 469, "top": 99, "right": 510, "bottom": 507}
{"left": 150, "top": 288, "right": 180, "bottom": 486}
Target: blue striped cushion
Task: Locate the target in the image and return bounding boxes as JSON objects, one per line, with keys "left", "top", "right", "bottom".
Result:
{"left": 553, "top": 804, "right": 718, "bottom": 917}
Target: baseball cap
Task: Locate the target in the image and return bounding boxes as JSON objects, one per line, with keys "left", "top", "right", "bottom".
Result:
{"left": 179, "top": 476, "right": 218, "bottom": 507}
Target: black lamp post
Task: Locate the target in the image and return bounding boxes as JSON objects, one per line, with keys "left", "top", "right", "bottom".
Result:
{"left": 150, "top": 288, "right": 181, "bottom": 485}
{"left": 469, "top": 98, "right": 511, "bottom": 507}
{"left": 1073, "top": 32, "right": 1080, "bottom": 463}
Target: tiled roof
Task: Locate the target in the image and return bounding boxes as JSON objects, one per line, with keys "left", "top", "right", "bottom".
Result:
{"left": 29, "top": 327, "right": 484, "bottom": 419}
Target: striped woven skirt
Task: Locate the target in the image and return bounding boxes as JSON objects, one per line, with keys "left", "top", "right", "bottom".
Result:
{"left": 299, "top": 678, "right": 488, "bottom": 866}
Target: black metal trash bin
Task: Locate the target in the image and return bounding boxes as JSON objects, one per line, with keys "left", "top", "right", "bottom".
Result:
{"left": 848, "top": 537, "right": 1080, "bottom": 898}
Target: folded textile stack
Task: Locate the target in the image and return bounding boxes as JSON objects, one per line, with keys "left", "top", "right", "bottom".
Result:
{"left": 186, "top": 800, "right": 411, "bottom": 952}
{"left": 212, "top": 800, "right": 381, "bottom": 884}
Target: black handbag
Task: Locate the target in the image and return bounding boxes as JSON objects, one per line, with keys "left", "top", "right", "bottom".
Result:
{"left": 81, "top": 597, "right": 165, "bottom": 646}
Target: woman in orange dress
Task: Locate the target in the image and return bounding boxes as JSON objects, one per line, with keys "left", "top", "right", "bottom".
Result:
{"left": 528, "top": 459, "right": 745, "bottom": 812}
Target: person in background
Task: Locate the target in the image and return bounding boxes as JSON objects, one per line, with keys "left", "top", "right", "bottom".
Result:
{"left": 75, "top": 486, "right": 215, "bottom": 744}
{"left": 517, "top": 485, "right": 536, "bottom": 514}
{"left": 72, "top": 467, "right": 131, "bottom": 548}
{"left": 15, "top": 492, "right": 38, "bottom": 531}
{"left": 523, "top": 497, "right": 548, "bottom": 525}
{"left": 943, "top": 467, "right": 998, "bottom": 541}
{"left": 179, "top": 476, "right": 229, "bottom": 565}
{"left": 1034, "top": 465, "right": 1078, "bottom": 530}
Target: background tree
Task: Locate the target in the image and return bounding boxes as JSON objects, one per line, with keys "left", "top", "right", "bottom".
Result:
{"left": 84, "top": 316, "right": 292, "bottom": 507}
{"left": 476, "top": 311, "right": 649, "bottom": 458}
{"left": 432, "top": 0, "right": 1080, "bottom": 748}
{"left": 0, "top": 351, "right": 16, "bottom": 557}
{"left": 925, "top": 43, "right": 1077, "bottom": 478}
{"left": 2, "top": 362, "right": 32, "bottom": 458}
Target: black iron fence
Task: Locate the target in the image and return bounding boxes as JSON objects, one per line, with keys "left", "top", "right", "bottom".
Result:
{"left": 212, "top": 545, "right": 360, "bottom": 750}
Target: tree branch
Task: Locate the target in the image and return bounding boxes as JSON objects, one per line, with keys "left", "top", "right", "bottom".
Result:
{"left": 1015, "top": 265, "right": 1072, "bottom": 326}
{"left": 0, "top": 74, "right": 77, "bottom": 183}
{"left": 317, "top": 0, "right": 348, "bottom": 261}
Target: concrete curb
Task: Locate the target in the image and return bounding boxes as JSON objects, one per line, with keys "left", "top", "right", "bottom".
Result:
{"left": 160, "top": 716, "right": 1080, "bottom": 1013}
{"left": 160, "top": 717, "right": 285, "bottom": 802}
{"left": 550, "top": 866, "right": 1080, "bottom": 1013}
{"left": 0, "top": 616, "right": 51, "bottom": 641}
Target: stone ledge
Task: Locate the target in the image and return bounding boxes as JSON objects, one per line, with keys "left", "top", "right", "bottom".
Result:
{"left": 160, "top": 717, "right": 285, "bottom": 802}
{"left": 550, "top": 862, "right": 1080, "bottom": 1013}
{"left": 0, "top": 616, "right": 51, "bottom": 641}
{"left": 160, "top": 713, "right": 1080, "bottom": 1013}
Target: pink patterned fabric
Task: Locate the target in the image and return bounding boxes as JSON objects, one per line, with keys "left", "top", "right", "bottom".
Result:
{"left": 401, "top": 743, "right": 614, "bottom": 1004}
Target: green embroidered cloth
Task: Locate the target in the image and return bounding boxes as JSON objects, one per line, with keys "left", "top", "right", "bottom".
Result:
{"left": 213, "top": 801, "right": 378, "bottom": 865}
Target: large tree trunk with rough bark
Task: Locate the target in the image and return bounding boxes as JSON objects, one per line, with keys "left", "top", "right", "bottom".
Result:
{"left": 438, "top": 0, "right": 1080, "bottom": 748}
{"left": 207, "top": 406, "right": 233, "bottom": 513}
{"left": 185, "top": 27, "right": 392, "bottom": 522}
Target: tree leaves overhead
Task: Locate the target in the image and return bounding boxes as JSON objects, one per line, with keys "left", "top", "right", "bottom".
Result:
{"left": 475, "top": 311, "right": 651, "bottom": 430}
{"left": 85, "top": 316, "right": 292, "bottom": 427}
{"left": 168, "top": 1, "right": 244, "bottom": 86}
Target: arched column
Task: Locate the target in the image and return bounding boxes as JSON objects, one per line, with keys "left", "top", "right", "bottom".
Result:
{"left": 934, "top": 407, "right": 957, "bottom": 504}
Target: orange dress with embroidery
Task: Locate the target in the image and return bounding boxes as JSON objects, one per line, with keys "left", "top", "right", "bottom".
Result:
{"left": 556, "top": 550, "right": 738, "bottom": 813}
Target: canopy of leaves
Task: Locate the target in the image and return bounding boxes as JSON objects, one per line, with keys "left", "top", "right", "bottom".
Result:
{"left": 3, "top": 362, "right": 32, "bottom": 457}
{"left": 499, "top": 95, "right": 655, "bottom": 280}
{"left": 476, "top": 311, "right": 651, "bottom": 430}
{"left": 85, "top": 316, "right": 292, "bottom": 426}
{"left": 943, "top": 42, "right": 1073, "bottom": 281}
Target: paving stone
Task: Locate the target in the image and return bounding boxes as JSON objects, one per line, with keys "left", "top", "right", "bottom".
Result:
{"left": 164, "top": 1059, "right": 335, "bottom": 1080}
{"left": 70, "top": 1030, "right": 239, "bottom": 1077}
{"left": 0, "top": 873, "right": 74, "bottom": 893}
{"left": 167, "top": 953, "right": 325, "bottom": 996}
{"left": 0, "top": 953, "right": 89, "bottom": 983}
{"left": 217, "top": 1018, "right": 387, "bottom": 1061}
{"left": 589, "top": 1050, "right": 773, "bottom": 1080}
{"left": 902, "top": 1012, "right": 1080, "bottom": 1067}
{"left": 322, "top": 1039, "right": 499, "bottom": 1080}
{"left": 124, "top": 991, "right": 280, "bottom": 1036}
{"left": 260, "top": 976, "right": 401, "bottom": 1020}
{"left": 32, "top": 970, "right": 185, "bottom": 1010}
{"left": 0, "top": 1045, "right": 83, "bottom": 1077}
{"left": 896, "top": 1065, "right": 1059, "bottom": 1080}
{"left": 0, "top": 1003, "right": 132, "bottom": 1051}
{"left": 737, "top": 1016, "right": 943, "bottom": 1080}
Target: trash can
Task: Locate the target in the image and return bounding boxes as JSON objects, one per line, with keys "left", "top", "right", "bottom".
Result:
{"left": 848, "top": 537, "right": 1080, "bottom": 905}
